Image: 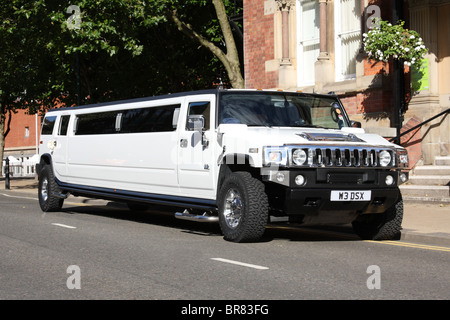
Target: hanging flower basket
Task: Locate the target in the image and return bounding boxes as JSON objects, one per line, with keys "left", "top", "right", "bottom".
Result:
{"left": 363, "top": 19, "right": 427, "bottom": 67}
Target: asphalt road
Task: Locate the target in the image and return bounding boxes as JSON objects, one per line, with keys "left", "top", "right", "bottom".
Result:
{"left": 0, "top": 192, "right": 449, "bottom": 304}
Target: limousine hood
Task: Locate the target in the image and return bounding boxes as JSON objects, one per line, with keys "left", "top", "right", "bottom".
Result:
{"left": 217, "top": 124, "right": 398, "bottom": 149}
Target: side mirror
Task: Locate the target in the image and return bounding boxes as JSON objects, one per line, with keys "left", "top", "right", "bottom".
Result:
{"left": 187, "top": 115, "right": 205, "bottom": 132}
{"left": 350, "top": 121, "right": 362, "bottom": 128}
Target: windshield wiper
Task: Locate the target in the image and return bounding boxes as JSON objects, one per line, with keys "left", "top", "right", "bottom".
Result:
{"left": 292, "top": 124, "right": 327, "bottom": 129}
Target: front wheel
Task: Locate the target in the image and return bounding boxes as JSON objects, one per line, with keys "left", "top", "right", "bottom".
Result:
{"left": 38, "top": 164, "right": 64, "bottom": 212}
{"left": 218, "top": 172, "right": 268, "bottom": 242}
{"left": 352, "top": 193, "right": 403, "bottom": 240}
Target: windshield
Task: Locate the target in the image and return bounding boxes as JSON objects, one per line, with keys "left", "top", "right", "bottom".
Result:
{"left": 218, "top": 91, "right": 350, "bottom": 129}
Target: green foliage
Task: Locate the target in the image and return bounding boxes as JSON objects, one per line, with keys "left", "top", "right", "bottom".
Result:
{"left": 1, "top": 0, "right": 241, "bottom": 109}
{"left": 0, "top": 0, "right": 65, "bottom": 113}
{"left": 363, "top": 19, "right": 427, "bottom": 67}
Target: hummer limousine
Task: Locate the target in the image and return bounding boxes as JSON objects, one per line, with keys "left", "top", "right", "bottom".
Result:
{"left": 37, "top": 89, "right": 409, "bottom": 242}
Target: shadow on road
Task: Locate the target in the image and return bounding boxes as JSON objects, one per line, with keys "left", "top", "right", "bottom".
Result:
{"left": 60, "top": 201, "right": 362, "bottom": 243}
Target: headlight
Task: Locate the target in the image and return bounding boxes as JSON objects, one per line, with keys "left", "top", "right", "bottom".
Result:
{"left": 397, "top": 149, "right": 409, "bottom": 168}
{"left": 264, "top": 147, "right": 288, "bottom": 166}
{"left": 268, "top": 151, "right": 282, "bottom": 163}
{"left": 385, "top": 175, "right": 394, "bottom": 186}
{"left": 295, "top": 174, "right": 306, "bottom": 186}
{"left": 292, "top": 149, "right": 307, "bottom": 165}
{"left": 379, "top": 150, "right": 392, "bottom": 167}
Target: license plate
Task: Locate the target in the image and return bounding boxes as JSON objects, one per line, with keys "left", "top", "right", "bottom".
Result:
{"left": 330, "top": 190, "right": 371, "bottom": 201}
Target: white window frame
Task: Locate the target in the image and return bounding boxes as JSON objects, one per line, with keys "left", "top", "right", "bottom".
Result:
{"left": 334, "top": 0, "right": 361, "bottom": 81}
{"left": 296, "top": 0, "right": 320, "bottom": 87}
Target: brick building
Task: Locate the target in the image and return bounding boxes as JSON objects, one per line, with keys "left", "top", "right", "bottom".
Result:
{"left": 2, "top": 110, "right": 41, "bottom": 176}
{"left": 244, "top": 0, "right": 450, "bottom": 167}
{"left": 4, "top": 110, "right": 41, "bottom": 156}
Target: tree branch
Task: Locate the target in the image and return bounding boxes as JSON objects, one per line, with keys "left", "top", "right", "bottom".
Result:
{"left": 168, "top": 2, "right": 244, "bottom": 88}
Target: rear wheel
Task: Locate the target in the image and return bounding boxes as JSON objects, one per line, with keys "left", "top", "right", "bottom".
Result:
{"left": 352, "top": 193, "right": 403, "bottom": 240}
{"left": 218, "top": 172, "right": 268, "bottom": 242}
{"left": 38, "top": 164, "right": 64, "bottom": 212}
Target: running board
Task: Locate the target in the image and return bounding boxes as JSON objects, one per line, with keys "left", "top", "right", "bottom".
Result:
{"left": 175, "top": 210, "right": 219, "bottom": 223}
{"left": 52, "top": 192, "right": 70, "bottom": 199}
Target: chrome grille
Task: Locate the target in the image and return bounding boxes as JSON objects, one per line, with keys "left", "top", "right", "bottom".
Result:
{"left": 289, "top": 146, "right": 395, "bottom": 168}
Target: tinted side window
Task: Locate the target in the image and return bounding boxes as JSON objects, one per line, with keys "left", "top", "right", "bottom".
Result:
{"left": 120, "top": 105, "right": 180, "bottom": 133}
{"left": 76, "top": 111, "right": 117, "bottom": 135}
{"left": 58, "top": 115, "right": 71, "bottom": 136}
{"left": 41, "top": 116, "right": 57, "bottom": 135}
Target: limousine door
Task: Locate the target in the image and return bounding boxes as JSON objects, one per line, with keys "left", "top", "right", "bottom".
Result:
{"left": 177, "top": 96, "right": 216, "bottom": 199}
{"left": 51, "top": 114, "right": 71, "bottom": 178}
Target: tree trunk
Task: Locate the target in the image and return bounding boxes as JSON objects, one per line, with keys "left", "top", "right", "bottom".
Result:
{"left": 169, "top": 0, "right": 244, "bottom": 89}
{"left": 211, "top": 0, "right": 244, "bottom": 88}
{"left": 0, "top": 107, "right": 12, "bottom": 175}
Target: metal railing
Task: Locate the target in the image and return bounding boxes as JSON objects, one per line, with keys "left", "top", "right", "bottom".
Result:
{"left": 2, "top": 158, "right": 38, "bottom": 190}
{"left": 389, "top": 108, "right": 450, "bottom": 144}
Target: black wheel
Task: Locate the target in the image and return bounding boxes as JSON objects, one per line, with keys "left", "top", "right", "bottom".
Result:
{"left": 38, "top": 164, "right": 64, "bottom": 212}
{"left": 218, "top": 172, "right": 268, "bottom": 242}
{"left": 352, "top": 193, "right": 403, "bottom": 240}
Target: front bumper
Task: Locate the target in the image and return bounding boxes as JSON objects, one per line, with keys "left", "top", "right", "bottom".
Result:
{"left": 276, "top": 187, "right": 400, "bottom": 216}
{"left": 263, "top": 168, "right": 402, "bottom": 217}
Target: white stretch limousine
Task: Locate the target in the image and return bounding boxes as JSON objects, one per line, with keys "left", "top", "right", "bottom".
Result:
{"left": 38, "top": 89, "right": 409, "bottom": 242}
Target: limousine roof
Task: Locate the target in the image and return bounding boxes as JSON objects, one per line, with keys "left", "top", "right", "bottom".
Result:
{"left": 46, "top": 88, "right": 335, "bottom": 113}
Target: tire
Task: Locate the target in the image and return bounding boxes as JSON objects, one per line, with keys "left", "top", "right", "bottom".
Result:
{"left": 38, "top": 164, "right": 64, "bottom": 212}
{"left": 352, "top": 193, "right": 403, "bottom": 240}
{"left": 218, "top": 172, "right": 268, "bottom": 242}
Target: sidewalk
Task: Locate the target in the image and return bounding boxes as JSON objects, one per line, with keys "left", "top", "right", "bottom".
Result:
{"left": 1, "top": 177, "right": 450, "bottom": 246}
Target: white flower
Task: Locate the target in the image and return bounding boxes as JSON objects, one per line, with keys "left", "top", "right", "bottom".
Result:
{"left": 410, "top": 35, "right": 415, "bottom": 39}
{"left": 404, "top": 47, "right": 410, "bottom": 52}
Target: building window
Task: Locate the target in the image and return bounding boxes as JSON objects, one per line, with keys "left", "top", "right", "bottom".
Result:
{"left": 335, "top": 0, "right": 361, "bottom": 81}
{"left": 297, "top": 0, "right": 320, "bottom": 86}
{"left": 25, "top": 127, "right": 30, "bottom": 138}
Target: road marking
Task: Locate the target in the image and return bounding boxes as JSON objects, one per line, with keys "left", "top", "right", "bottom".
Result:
{"left": 0, "top": 193, "right": 38, "bottom": 201}
{"left": 269, "top": 225, "right": 450, "bottom": 252}
{"left": 51, "top": 223, "right": 77, "bottom": 229}
{"left": 211, "top": 258, "right": 269, "bottom": 270}
{"left": 266, "top": 225, "right": 358, "bottom": 240}
{"left": 0, "top": 193, "right": 106, "bottom": 207}
{"left": 365, "top": 240, "right": 450, "bottom": 252}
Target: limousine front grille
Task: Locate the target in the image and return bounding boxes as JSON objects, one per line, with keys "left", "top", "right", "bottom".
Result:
{"left": 288, "top": 146, "right": 396, "bottom": 168}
